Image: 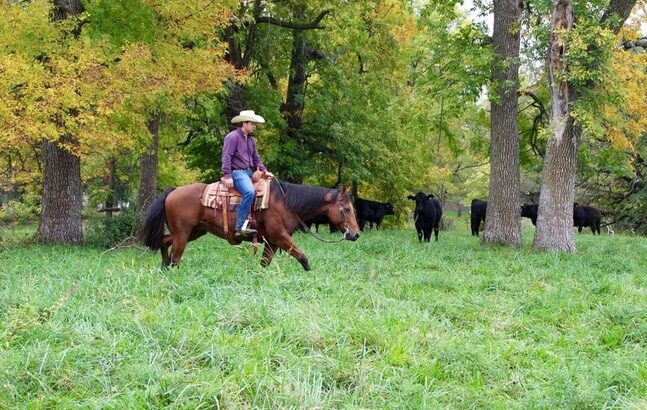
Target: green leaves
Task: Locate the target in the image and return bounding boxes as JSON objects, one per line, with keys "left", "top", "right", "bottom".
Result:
{"left": 83, "top": 0, "right": 160, "bottom": 47}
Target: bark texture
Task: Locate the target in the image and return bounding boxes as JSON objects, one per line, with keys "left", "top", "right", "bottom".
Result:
{"left": 483, "top": 0, "right": 522, "bottom": 246}
{"left": 38, "top": 139, "right": 83, "bottom": 244}
{"left": 137, "top": 114, "right": 160, "bottom": 229}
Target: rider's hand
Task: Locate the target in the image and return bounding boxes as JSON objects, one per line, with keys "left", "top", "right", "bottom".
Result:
{"left": 263, "top": 171, "right": 274, "bottom": 180}
{"left": 223, "top": 177, "right": 234, "bottom": 188}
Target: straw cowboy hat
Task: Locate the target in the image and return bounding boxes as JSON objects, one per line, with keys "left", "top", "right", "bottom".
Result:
{"left": 231, "top": 110, "right": 265, "bottom": 124}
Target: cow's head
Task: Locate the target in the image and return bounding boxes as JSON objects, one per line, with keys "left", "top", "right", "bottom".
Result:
{"left": 384, "top": 202, "right": 395, "bottom": 215}
{"left": 407, "top": 192, "right": 432, "bottom": 213}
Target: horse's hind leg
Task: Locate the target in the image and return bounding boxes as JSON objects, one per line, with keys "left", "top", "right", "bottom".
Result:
{"left": 168, "top": 229, "right": 192, "bottom": 267}
{"left": 161, "top": 226, "right": 205, "bottom": 267}
{"left": 261, "top": 242, "right": 279, "bottom": 267}
{"left": 161, "top": 234, "right": 173, "bottom": 267}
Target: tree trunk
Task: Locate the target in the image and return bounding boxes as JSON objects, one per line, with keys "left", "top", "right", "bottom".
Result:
{"left": 225, "top": 81, "right": 246, "bottom": 130}
{"left": 533, "top": 0, "right": 576, "bottom": 252}
{"left": 222, "top": 1, "right": 261, "bottom": 126}
{"left": 533, "top": 118, "right": 579, "bottom": 251}
{"left": 38, "top": 138, "right": 84, "bottom": 244}
{"left": 137, "top": 113, "right": 160, "bottom": 228}
{"left": 532, "top": 0, "right": 637, "bottom": 252}
{"left": 37, "top": 0, "right": 85, "bottom": 245}
{"left": 279, "top": 22, "right": 308, "bottom": 183}
{"left": 483, "top": 0, "right": 522, "bottom": 246}
{"left": 105, "top": 157, "right": 117, "bottom": 219}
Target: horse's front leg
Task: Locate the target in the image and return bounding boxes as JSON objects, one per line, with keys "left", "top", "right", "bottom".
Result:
{"left": 275, "top": 234, "right": 310, "bottom": 271}
{"left": 260, "top": 242, "right": 279, "bottom": 268}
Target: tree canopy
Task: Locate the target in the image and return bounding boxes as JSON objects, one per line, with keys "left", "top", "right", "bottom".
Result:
{"left": 1, "top": 0, "right": 646, "bottom": 242}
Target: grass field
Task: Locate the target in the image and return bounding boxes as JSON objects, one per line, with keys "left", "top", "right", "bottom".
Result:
{"left": 1, "top": 219, "right": 646, "bottom": 408}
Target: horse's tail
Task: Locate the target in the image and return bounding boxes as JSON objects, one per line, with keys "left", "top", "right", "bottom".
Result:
{"left": 140, "top": 188, "right": 175, "bottom": 251}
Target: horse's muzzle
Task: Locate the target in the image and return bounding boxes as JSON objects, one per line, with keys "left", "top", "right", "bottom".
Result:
{"left": 344, "top": 230, "right": 360, "bottom": 241}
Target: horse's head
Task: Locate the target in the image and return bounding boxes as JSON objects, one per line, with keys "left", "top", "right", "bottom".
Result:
{"left": 329, "top": 187, "right": 360, "bottom": 241}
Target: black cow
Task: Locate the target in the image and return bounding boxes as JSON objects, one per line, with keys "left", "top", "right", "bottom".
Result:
{"left": 408, "top": 192, "right": 442, "bottom": 242}
{"left": 574, "top": 203, "right": 601, "bottom": 235}
{"left": 355, "top": 198, "right": 395, "bottom": 231}
{"left": 470, "top": 199, "right": 487, "bottom": 236}
{"left": 301, "top": 214, "right": 336, "bottom": 233}
{"left": 520, "top": 203, "right": 538, "bottom": 225}
{"left": 521, "top": 203, "right": 602, "bottom": 234}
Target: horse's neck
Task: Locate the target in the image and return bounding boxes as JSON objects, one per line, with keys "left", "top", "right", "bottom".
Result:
{"left": 296, "top": 203, "right": 331, "bottom": 220}
{"left": 276, "top": 182, "right": 335, "bottom": 219}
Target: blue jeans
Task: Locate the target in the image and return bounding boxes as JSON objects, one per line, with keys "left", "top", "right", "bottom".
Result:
{"left": 232, "top": 169, "right": 254, "bottom": 230}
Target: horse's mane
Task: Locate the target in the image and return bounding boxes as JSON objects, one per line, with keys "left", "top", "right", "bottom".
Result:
{"left": 271, "top": 180, "right": 344, "bottom": 214}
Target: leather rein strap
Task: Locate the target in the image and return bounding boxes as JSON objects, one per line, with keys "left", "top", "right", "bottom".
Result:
{"left": 222, "top": 194, "right": 238, "bottom": 245}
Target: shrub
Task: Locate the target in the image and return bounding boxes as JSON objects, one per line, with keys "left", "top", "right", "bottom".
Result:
{"left": 84, "top": 208, "right": 138, "bottom": 248}
{"left": 0, "top": 197, "right": 40, "bottom": 224}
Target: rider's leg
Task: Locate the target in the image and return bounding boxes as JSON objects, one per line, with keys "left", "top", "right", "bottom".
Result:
{"left": 232, "top": 169, "right": 255, "bottom": 233}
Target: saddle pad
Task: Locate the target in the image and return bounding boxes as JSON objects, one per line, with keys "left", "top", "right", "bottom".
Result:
{"left": 201, "top": 179, "right": 270, "bottom": 210}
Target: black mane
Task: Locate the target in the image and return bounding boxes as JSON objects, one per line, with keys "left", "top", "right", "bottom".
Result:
{"left": 271, "top": 180, "right": 342, "bottom": 214}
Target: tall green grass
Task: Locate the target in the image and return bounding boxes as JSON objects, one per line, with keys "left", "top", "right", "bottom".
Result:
{"left": 1, "top": 221, "right": 645, "bottom": 408}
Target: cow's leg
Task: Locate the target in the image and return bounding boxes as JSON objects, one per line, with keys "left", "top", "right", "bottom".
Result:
{"left": 261, "top": 242, "right": 279, "bottom": 267}
{"left": 578, "top": 225, "right": 583, "bottom": 233}
{"left": 416, "top": 228, "right": 423, "bottom": 242}
{"left": 434, "top": 225, "right": 439, "bottom": 241}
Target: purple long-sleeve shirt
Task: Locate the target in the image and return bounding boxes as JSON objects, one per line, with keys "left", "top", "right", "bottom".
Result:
{"left": 221, "top": 128, "right": 267, "bottom": 179}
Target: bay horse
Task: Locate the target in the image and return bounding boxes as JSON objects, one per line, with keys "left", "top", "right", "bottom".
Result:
{"left": 140, "top": 179, "right": 360, "bottom": 270}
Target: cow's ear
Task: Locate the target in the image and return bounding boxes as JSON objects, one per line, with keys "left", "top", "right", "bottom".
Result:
{"left": 427, "top": 194, "right": 434, "bottom": 199}
{"left": 407, "top": 195, "right": 415, "bottom": 200}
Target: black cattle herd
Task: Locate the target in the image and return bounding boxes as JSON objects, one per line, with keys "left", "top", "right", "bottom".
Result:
{"left": 473, "top": 200, "right": 602, "bottom": 236}
{"left": 300, "top": 193, "right": 604, "bottom": 240}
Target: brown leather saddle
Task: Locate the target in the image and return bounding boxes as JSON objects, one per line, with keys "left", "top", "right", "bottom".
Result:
{"left": 201, "top": 171, "right": 270, "bottom": 245}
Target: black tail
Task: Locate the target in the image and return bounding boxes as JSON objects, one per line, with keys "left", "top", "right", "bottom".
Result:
{"left": 140, "top": 188, "right": 175, "bottom": 251}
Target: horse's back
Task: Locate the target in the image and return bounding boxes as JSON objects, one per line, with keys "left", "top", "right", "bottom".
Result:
{"left": 165, "top": 183, "right": 209, "bottom": 224}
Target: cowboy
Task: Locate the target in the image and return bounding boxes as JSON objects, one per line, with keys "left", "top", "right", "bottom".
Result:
{"left": 221, "top": 110, "right": 274, "bottom": 239}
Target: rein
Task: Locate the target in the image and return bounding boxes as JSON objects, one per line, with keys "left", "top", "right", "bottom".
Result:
{"left": 274, "top": 179, "right": 349, "bottom": 243}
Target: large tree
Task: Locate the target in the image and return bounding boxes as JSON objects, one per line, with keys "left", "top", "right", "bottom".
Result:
{"left": 38, "top": 0, "right": 85, "bottom": 244}
{"left": 1, "top": 0, "right": 235, "bottom": 243}
{"left": 483, "top": 0, "right": 523, "bottom": 246}
{"left": 533, "top": 0, "right": 638, "bottom": 252}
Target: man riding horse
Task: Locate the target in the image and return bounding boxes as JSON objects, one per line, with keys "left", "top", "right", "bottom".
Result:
{"left": 221, "top": 110, "right": 274, "bottom": 240}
